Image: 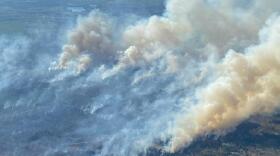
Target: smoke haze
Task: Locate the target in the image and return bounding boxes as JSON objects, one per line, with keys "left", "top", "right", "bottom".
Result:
{"left": 1, "top": 0, "right": 280, "bottom": 156}
{"left": 57, "top": 0, "right": 280, "bottom": 154}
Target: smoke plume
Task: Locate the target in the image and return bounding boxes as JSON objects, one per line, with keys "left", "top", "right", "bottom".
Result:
{"left": 57, "top": 11, "right": 114, "bottom": 73}
{"left": 168, "top": 16, "right": 280, "bottom": 152}
{"left": 54, "top": 0, "right": 280, "bottom": 155}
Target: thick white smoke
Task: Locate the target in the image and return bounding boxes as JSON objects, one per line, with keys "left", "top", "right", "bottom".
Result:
{"left": 168, "top": 16, "right": 280, "bottom": 152}
{"left": 56, "top": 0, "right": 280, "bottom": 155}
{"left": 58, "top": 0, "right": 280, "bottom": 74}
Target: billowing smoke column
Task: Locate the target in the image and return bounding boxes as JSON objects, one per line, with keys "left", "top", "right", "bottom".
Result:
{"left": 169, "top": 17, "right": 280, "bottom": 152}
{"left": 56, "top": 0, "right": 280, "bottom": 154}
{"left": 58, "top": 11, "right": 114, "bottom": 73}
